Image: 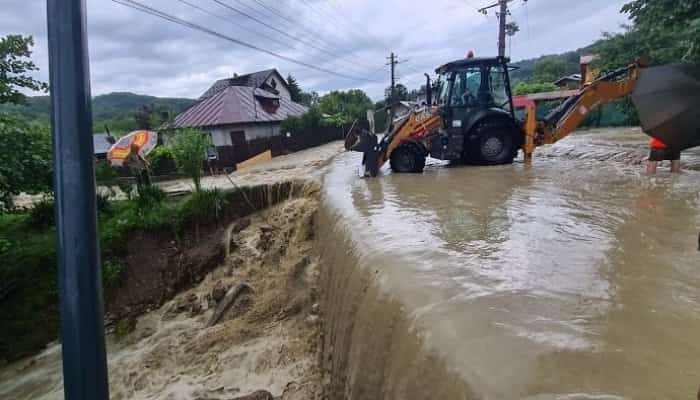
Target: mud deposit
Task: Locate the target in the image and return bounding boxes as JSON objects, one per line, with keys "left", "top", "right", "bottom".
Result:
{"left": 0, "top": 192, "right": 324, "bottom": 400}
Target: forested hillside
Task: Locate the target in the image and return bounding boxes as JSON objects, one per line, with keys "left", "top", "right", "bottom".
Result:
{"left": 0, "top": 92, "right": 195, "bottom": 132}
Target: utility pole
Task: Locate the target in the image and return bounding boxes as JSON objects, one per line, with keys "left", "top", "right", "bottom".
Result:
{"left": 478, "top": 0, "right": 526, "bottom": 57}
{"left": 497, "top": 0, "right": 507, "bottom": 57}
{"left": 46, "top": 0, "right": 109, "bottom": 399}
{"left": 387, "top": 52, "right": 397, "bottom": 104}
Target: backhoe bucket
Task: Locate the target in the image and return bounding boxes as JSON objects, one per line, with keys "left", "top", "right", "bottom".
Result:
{"left": 344, "top": 128, "right": 381, "bottom": 177}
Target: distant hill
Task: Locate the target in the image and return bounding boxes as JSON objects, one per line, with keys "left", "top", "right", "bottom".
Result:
{"left": 0, "top": 92, "right": 195, "bottom": 132}
{"left": 509, "top": 44, "right": 597, "bottom": 84}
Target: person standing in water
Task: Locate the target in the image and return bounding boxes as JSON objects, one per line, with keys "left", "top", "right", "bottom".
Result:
{"left": 646, "top": 137, "right": 681, "bottom": 175}
{"left": 124, "top": 143, "right": 151, "bottom": 187}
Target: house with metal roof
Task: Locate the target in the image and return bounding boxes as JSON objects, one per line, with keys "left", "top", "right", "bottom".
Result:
{"left": 171, "top": 69, "right": 306, "bottom": 168}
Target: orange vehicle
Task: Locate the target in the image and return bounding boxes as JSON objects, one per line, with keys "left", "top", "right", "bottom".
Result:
{"left": 346, "top": 55, "right": 644, "bottom": 177}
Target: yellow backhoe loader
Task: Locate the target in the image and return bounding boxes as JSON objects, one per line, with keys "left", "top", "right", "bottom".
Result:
{"left": 346, "top": 55, "right": 647, "bottom": 177}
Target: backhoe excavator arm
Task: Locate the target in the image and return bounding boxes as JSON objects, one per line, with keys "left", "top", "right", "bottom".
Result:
{"left": 521, "top": 63, "right": 642, "bottom": 162}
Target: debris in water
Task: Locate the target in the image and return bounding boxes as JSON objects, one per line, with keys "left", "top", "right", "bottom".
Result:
{"left": 207, "top": 283, "right": 254, "bottom": 327}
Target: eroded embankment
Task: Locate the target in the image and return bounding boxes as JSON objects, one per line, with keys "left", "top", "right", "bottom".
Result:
{"left": 1, "top": 177, "right": 478, "bottom": 400}
{"left": 316, "top": 199, "right": 475, "bottom": 399}
{"left": 0, "top": 180, "right": 326, "bottom": 400}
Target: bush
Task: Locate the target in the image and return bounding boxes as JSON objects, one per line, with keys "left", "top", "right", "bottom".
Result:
{"left": 27, "top": 197, "right": 55, "bottom": 229}
{"left": 180, "top": 188, "right": 228, "bottom": 224}
{"left": 147, "top": 146, "right": 176, "bottom": 175}
{"left": 96, "top": 193, "right": 112, "bottom": 215}
{"left": 136, "top": 185, "right": 167, "bottom": 208}
{"left": 513, "top": 82, "right": 559, "bottom": 96}
{"left": 170, "top": 129, "right": 209, "bottom": 191}
{"left": 95, "top": 159, "right": 119, "bottom": 186}
{"left": 102, "top": 259, "right": 125, "bottom": 289}
{"left": 0, "top": 115, "right": 53, "bottom": 211}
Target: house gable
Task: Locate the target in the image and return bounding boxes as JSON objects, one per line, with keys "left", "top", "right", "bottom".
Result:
{"left": 199, "top": 69, "right": 291, "bottom": 100}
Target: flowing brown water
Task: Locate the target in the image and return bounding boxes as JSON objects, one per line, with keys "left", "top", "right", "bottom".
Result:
{"left": 319, "top": 128, "right": 700, "bottom": 399}
{"left": 2, "top": 130, "right": 699, "bottom": 399}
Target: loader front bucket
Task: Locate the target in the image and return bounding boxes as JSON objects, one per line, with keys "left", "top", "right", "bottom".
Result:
{"left": 344, "top": 128, "right": 382, "bottom": 177}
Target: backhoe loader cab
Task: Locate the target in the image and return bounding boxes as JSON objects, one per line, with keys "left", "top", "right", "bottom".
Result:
{"left": 430, "top": 56, "right": 523, "bottom": 165}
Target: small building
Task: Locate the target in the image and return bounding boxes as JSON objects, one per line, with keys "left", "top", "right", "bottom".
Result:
{"left": 553, "top": 74, "right": 582, "bottom": 90}
{"left": 171, "top": 69, "right": 306, "bottom": 168}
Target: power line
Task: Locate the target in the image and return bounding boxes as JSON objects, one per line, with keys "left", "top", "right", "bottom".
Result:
{"left": 245, "top": 0, "right": 346, "bottom": 56}
{"left": 229, "top": 0, "right": 382, "bottom": 74}
{"left": 111, "top": 0, "right": 381, "bottom": 83}
{"left": 174, "top": 0, "right": 291, "bottom": 50}
{"left": 173, "top": 0, "right": 371, "bottom": 76}
{"left": 297, "top": 0, "right": 390, "bottom": 52}
{"left": 210, "top": 0, "right": 350, "bottom": 64}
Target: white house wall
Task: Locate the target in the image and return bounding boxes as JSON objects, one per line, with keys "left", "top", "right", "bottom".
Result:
{"left": 207, "top": 123, "right": 281, "bottom": 146}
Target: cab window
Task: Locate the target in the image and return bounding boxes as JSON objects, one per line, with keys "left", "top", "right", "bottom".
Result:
{"left": 437, "top": 76, "right": 450, "bottom": 106}
{"left": 450, "top": 68, "right": 482, "bottom": 107}
{"left": 488, "top": 66, "right": 511, "bottom": 111}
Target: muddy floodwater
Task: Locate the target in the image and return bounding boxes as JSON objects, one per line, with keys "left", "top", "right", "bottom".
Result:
{"left": 323, "top": 128, "right": 700, "bottom": 399}
{"left": 2, "top": 129, "right": 699, "bottom": 399}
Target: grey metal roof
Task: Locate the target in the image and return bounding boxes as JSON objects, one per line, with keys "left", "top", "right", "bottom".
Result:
{"left": 172, "top": 86, "right": 307, "bottom": 128}
{"left": 93, "top": 133, "right": 113, "bottom": 155}
{"left": 554, "top": 74, "right": 582, "bottom": 85}
{"left": 199, "top": 69, "right": 287, "bottom": 100}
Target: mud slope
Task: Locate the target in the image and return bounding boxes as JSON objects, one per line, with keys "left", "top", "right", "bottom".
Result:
{"left": 0, "top": 183, "right": 325, "bottom": 400}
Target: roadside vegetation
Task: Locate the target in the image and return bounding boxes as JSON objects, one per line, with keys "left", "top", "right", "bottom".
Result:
{"left": 0, "top": 122, "right": 231, "bottom": 361}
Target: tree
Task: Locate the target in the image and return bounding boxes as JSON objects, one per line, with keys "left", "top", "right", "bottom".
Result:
{"left": 532, "top": 57, "right": 575, "bottom": 83}
{"left": 0, "top": 114, "right": 52, "bottom": 211}
{"left": 384, "top": 83, "right": 409, "bottom": 104}
{"left": 286, "top": 74, "right": 303, "bottom": 103}
{"left": 318, "top": 89, "right": 373, "bottom": 123}
{"left": 298, "top": 90, "right": 319, "bottom": 107}
{"left": 592, "top": 1, "right": 700, "bottom": 123}
{"left": 0, "top": 35, "right": 48, "bottom": 105}
{"left": 170, "top": 129, "right": 209, "bottom": 191}
{"left": 134, "top": 103, "right": 172, "bottom": 130}
{"left": 621, "top": 0, "right": 700, "bottom": 63}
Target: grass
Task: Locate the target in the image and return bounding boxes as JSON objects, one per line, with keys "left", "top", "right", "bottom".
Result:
{"left": 0, "top": 186, "right": 234, "bottom": 362}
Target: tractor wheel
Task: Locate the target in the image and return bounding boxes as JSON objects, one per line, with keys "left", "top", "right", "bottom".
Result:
{"left": 390, "top": 144, "right": 426, "bottom": 173}
{"left": 465, "top": 119, "right": 518, "bottom": 165}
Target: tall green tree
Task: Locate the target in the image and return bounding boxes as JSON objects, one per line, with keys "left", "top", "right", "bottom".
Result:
{"left": 286, "top": 74, "right": 303, "bottom": 103}
{"left": 384, "top": 83, "right": 409, "bottom": 104}
{"left": 0, "top": 35, "right": 48, "bottom": 105}
{"left": 134, "top": 103, "right": 173, "bottom": 130}
{"left": 532, "top": 57, "right": 576, "bottom": 83}
{"left": 0, "top": 114, "right": 52, "bottom": 210}
{"left": 621, "top": 0, "right": 700, "bottom": 63}
{"left": 298, "top": 90, "right": 319, "bottom": 107}
{"left": 318, "top": 89, "right": 373, "bottom": 123}
{"left": 170, "top": 129, "right": 209, "bottom": 191}
{"left": 593, "top": 1, "right": 700, "bottom": 122}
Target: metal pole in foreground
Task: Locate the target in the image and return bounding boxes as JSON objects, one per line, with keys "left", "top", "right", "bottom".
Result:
{"left": 46, "top": 1, "right": 109, "bottom": 399}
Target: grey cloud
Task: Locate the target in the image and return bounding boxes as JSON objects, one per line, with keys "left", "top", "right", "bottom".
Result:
{"left": 2, "top": 0, "right": 628, "bottom": 101}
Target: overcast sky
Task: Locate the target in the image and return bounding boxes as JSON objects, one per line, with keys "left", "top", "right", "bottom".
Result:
{"left": 2, "top": 0, "right": 629, "bottom": 101}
